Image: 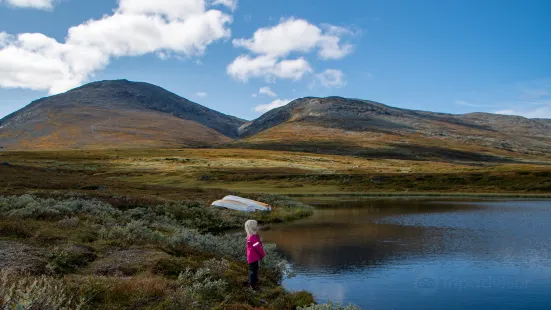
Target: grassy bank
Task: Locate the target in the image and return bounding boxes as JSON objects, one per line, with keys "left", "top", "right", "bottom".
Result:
{"left": 0, "top": 194, "right": 315, "bottom": 309}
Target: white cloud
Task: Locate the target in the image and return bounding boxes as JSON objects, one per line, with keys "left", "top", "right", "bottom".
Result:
{"left": 227, "top": 55, "right": 312, "bottom": 82}
{"left": 130, "top": 0, "right": 219, "bottom": 19}
{"left": 258, "top": 86, "right": 276, "bottom": 97}
{"left": 315, "top": 69, "right": 346, "bottom": 88}
{"left": 274, "top": 58, "right": 312, "bottom": 80}
{"left": 495, "top": 107, "right": 551, "bottom": 119}
{"left": 0, "top": 32, "right": 10, "bottom": 47}
{"left": 254, "top": 98, "right": 293, "bottom": 113}
{"left": 0, "top": 0, "right": 234, "bottom": 94}
{"left": 228, "top": 17, "right": 353, "bottom": 82}
{"left": 212, "top": 0, "right": 237, "bottom": 11}
{"left": 2, "top": 0, "right": 54, "bottom": 10}
{"left": 232, "top": 18, "right": 352, "bottom": 59}
{"left": 118, "top": 0, "right": 206, "bottom": 20}
{"left": 195, "top": 91, "right": 207, "bottom": 97}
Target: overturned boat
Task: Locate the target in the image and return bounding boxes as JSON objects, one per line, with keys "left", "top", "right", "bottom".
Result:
{"left": 211, "top": 195, "right": 272, "bottom": 212}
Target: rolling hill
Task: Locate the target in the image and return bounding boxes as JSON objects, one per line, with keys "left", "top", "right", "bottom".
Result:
{"left": 1, "top": 81, "right": 550, "bottom": 163}
{"left": 0, "top": 80, "right": 245, "bottom": 150}
{"left": 235, "top": 97, "right": 551, "bottom": 161}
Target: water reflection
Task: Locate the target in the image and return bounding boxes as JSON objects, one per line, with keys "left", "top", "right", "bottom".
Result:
{"left": 261, "top": 198, "right": 551, "bottom": 310}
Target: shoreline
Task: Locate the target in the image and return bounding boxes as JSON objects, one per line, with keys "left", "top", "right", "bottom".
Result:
{"left": 286, "top": 192, "right": 551, "bottom": 199}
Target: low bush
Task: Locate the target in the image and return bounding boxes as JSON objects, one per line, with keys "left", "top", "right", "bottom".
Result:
{"left": 0, "top": 193, "right": 314, "bottom": 309}
{"left": 170, "top": 228, "right": 244, "bottom": 260}
{"left": 57, "top": 216, "right": 80, "bottom": 228}
{"left": 99, "top": 220, "right": 164, "bottom": 246}
{"left": 178, "top": 267, "right": 228, "bottom": 304}
{"left": 0, "top": 220, "right": 34, "bottom": 238}
{"left": 0, "top": 269, "right": 87, "bottom": 309}
{"left": 73, "top": 275, "right": 171, "bottom": 309}
{"left": 170, "top": 229, "right": 291, "bottom": 280}
{"left": 47, "top": 244, "right": 97, "bottom": 275}
{"left": 201, "top": 258, "right": 231, "bottom": 277}
{"left": 0, "top": 194, "right": 121, "bottom": 221}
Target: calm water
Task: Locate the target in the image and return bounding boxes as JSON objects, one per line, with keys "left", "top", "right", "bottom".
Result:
{"left": 261, "top": 198, "right": 551, "bottom": 310}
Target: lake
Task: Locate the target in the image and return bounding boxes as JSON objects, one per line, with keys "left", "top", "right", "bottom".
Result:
{"left": 261, "top": 198, "right": 551, "bottom": 310}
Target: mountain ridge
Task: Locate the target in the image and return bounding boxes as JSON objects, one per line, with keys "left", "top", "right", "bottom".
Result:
{"left": 0, "top": 80, "right": 246, "bottom": 150}
{"left": 235, "top": 96, "right": 551, "bottom": 160}
{"left": 1, "top": 80, "right": 550, "bottom": 160}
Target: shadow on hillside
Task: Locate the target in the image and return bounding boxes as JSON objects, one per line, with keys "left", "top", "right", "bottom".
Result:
{"left": 303, "top": 116, "right": 413, "bottom": 133}
{"left": 232, "top": 141, "right": 519, "bottom": 164}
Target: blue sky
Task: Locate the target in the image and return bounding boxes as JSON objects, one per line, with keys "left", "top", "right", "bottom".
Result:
{"left": 1, "top": 0, "right": 550, "bottom": 121}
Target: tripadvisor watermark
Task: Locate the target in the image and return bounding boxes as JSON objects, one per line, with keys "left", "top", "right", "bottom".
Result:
{"left": 415, "top": 276, "right": 530, "bottom": 295}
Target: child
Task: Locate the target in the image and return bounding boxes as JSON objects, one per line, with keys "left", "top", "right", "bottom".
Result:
{"left": 245, "top": 219, "right": 266, "bottom": 291}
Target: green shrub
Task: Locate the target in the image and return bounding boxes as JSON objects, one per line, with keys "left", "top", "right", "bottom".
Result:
{"left": 99, "top": 220, "right": 164, "bottom": 246}
{"left": 177, "top": 266, "right": 228, "bottom": 305}
{"left": 201, "top": 258, "right": 230, "bottom": 277}
{"left": 0, "top": 220, "right": 34, "bottom": 238}
{"left": 0, "top": 270, "right": 87, "bottom": 309}
{"left": 156, "top": 289, "right": 196, "bottom": 310}
{"left": 57, "top": 216, "right": 80, "bottom": 228}
{"left": 47, "top": 244, "right": 96, "bottom": 275}
{"left": 170, "top": 229, "right": 244, "bottom": 260}
{"left": 170, "top": 229, "right": 291, "bottom": 279}
{"left": 0, "top": 195, "right": 121, "bottom": 221}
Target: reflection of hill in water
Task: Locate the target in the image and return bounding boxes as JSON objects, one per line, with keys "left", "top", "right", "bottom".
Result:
{"left": 262, "top": 199, "right": 551, "bottom": 272}
{"left": 264, "top": 218, "right": 450, "bottom": 272}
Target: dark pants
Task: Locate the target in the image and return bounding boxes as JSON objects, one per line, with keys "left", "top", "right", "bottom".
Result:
{"left": 249, "top": 261, "right": 259, "bottom": 287}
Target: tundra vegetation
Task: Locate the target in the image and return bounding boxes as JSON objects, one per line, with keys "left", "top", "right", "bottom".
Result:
{"left": 1, "top": 148, "right": 550, "bottom": 309}
{"left": 0, "top": 194, "right": 315, "bottom": 309}
{"left": 1, "top": 148, "right": 550, "bottom": 197}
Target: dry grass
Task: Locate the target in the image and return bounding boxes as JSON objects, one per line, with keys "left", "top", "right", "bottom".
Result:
{"left": 1, "top": 148, "right": 550, "bottom": 196}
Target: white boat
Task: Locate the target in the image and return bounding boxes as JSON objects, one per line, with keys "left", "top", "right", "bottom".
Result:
{"left": 222, "top": 196, "right": 272, "bottom": 211}
{"left": 211, "top": 196, "right": 272, "bottom": 212}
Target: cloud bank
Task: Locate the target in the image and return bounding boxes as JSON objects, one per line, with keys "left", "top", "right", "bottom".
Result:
{"left": 0, "top": 0, "right": 235, "bottom": 94}
{"left": 1, "top": 0, "right": 54, "bottom": 10}
{"left": 227, "top": 18, "right": 353, "bottom": 83}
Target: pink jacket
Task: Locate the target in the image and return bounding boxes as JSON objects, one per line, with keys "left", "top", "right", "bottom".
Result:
{"left": 246, "top": 234, "right": 266, "bottom": 264}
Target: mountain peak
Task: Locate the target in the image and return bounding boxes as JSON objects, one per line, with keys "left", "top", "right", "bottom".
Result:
{"left": 0, "top": 80, "right": 246, "bottom": 150}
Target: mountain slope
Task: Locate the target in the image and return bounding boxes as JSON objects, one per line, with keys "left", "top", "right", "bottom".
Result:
{"left": 236, "top": 97, "right": 551, "bottom": 161}
{"left": 2, "top": 83, "right": 550, "bottom": 161}
{"left": 0, "top": 80, "right": 245, "bottom": 150}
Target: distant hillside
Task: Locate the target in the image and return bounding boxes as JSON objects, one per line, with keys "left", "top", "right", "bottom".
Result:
{"left": 2, "top": 82, "right": 550, "bottom": 161}
{"left": 236, "top": 97, "right": 551, "bottom": 161}
{"left": 0, "top": 80, "right": 245, "bottom": 150}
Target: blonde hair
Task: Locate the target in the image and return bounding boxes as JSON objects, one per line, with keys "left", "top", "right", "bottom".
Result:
{"left": 245, "top": 220, "right": 258, "bottom": 236}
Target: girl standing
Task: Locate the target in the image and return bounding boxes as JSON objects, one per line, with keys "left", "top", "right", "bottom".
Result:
{"left": 245, "top": 220, "right": 266, "bottom": 291}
